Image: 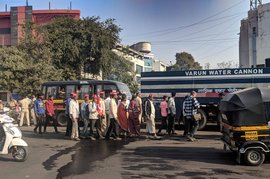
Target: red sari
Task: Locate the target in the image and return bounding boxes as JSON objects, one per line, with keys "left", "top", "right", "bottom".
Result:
{"left": 128, "top": 100, "right": 140, "bottom": 135}
{"left": 117, "top": 101, "right": 128, "bottom": 131}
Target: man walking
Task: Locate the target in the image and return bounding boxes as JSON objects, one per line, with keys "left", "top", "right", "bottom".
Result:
{"left": 168, "top": 92, "right": 176, "bottom": 135}
{"left": 99, "top": 92, "right": 107, "bottom": 136}
{"left": 65, "top": 94, "right": 72, "bottom": 137}
{"left": 104, "top": 93, "right": 111, "bottom": 133}
{"left": 81, "top": 94, "right": 90, "bottom": 138}
{"left": 136, "top": 92, "right": 143, "bottom": 124}
{"left": 30, "top": 95, "right": 37, "bottom": 126}
{"left": 89, "top": 95, "right": 103, "bottom": 140}
{"left": 105, "top": 92, "right": 120, "bottom": 140}
{"left": 34, "top": 94, "right": 45, "bottom": 134}
{"left": 19, "top": 95, "right": 31, "bottom": 127}
{"left": 183, "top": 91, "right": 200, "bottom": 141}
{"left": 144, "top": 94, "right": 156, "bottom": 137}
{"left": 44, "top": 95, "right": 59, "bottom": 133}
{"left": 69, "top": 93, "right": 80, "bottom": 141}
{"left": 158, "top": 95, "right": 168, "bottom": 134}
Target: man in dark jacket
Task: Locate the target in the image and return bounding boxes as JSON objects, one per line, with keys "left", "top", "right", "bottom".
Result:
{"left": 144, "top": 94, "right": 156, "bottom": 137}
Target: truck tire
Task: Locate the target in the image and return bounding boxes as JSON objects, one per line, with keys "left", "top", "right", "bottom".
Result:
{"left": 57, "top": 112, "right": 68, "bottom": 126}
{"left": 198, "top": 109, "right": 207, "bottom": 130}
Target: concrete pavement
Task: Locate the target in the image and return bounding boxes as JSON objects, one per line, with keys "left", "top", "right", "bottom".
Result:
{"left": 0, "top": 126, "right": 270, "bottom": 179}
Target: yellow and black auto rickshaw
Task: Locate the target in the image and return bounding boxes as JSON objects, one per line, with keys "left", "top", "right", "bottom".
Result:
{"left": 220, "top": 87, "right": 270, "bottom": 166}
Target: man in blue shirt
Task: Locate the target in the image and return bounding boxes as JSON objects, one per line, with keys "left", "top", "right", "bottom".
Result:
{"left": 34, "top": 94, "right": 45, "bottom": 134}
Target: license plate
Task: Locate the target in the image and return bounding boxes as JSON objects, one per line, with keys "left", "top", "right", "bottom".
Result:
{"left": 245, "top": 131, "right": 258, "bottom": 140}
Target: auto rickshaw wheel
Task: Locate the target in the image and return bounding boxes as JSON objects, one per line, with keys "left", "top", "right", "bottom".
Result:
{"left": 244, "top": 149, "right": 265, "bottom": 166}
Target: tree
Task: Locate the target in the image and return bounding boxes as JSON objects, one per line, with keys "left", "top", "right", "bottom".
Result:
{"left": 40, "top": 16, "right": 122, "bottom": 80}
{"left": 216, "top": 61, "right": 238, "bottom": 69}
{"left": 171, "top": 52, "right": 202, "bottom": 71}
{"left": 0, "top": 46, "right": 60, "bottom": 95}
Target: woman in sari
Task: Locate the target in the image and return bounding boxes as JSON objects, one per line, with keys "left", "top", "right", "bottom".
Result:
{"left": 117, "top": 94, "right": 129, "bottom": 132}
{"left": 128, "top": 95, "right": 141, "bottom": 137}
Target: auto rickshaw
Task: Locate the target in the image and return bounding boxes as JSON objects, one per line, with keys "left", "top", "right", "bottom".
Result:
{"left": 220, "top": 87, "right": 270, "bottom": 166}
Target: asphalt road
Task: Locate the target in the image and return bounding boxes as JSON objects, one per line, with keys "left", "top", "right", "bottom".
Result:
{"left": 0, "top": 126, "right": 270, "bottom": 179}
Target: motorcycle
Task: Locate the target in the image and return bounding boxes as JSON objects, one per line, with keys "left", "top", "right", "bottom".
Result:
{"left": 0, "top": 108, "right": 28, "bottom": 162}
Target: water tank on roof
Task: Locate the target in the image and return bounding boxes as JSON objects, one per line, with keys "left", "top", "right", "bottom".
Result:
{"left": 133, "top": 42, "right": 151, "bottom": 53}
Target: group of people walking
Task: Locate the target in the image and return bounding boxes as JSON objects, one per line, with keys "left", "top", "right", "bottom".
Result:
{"left": 1, "top": 94, "right": 59, "bottom": 134}
{"left": 63, "top": 90, "right": 200, "bottom": 142}
{"left": 64, "top": 91, "right": 145, "bottom": 141}
{"left": 157, "top": 91, "right": 200, "bottom": 141}
{"left": 2, "top": 89, "right": 201, "bottom": 142}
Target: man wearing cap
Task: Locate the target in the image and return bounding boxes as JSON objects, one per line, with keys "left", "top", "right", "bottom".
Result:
{"left": 69, "top": 93, "right": 80, "bottom": 141}
{"left": 105, "top": 91, "right": 120, "bottom": 140}
{"left": 81, "top": 94, "right": 90, "bottom": 138}
{"left": 99, "top": 92, "right": 107, "bottom": 136}
{"left": 144, "top": 94, "right": 157, "bottom": 137}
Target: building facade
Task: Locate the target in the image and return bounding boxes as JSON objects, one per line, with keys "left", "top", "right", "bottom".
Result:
{"left": 239, "top": 3, "right": 270, "bottom": 68}
{"left": 130, "top": 42, "right": 168, "bottom": 72}
{"left": 0, "top": 6, "right": 80, "bottom": 46}
{"left": 113, "top": 44, "right": 145, "bottom": 81}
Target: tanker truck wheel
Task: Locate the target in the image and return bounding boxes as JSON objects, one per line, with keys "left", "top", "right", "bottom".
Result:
{"left": 197, "top": 109, "right": 207, "bottom": 130}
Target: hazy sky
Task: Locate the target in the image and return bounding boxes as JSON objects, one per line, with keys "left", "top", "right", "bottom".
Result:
{"left": 1, "top": 0, "right": 270, "bottom": 68}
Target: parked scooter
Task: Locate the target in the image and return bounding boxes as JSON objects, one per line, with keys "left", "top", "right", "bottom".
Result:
{"left": 0, "top": 108, "right": 28, "bottom": 162}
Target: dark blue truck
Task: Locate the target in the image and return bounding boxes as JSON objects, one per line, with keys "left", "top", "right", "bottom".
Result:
{"left": 140, "top": 68, "right": 270, "bottom": 130}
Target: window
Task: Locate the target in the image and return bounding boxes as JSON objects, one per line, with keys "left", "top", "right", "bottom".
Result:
{"left": 58, "top": 85, "right": 66, "bottom": 99}
{"left": 117, "top": 83, "right": 132, "bottom": 100}
{"left": 144, "top": 58, "right": 153, "bottom": 67}
{"left": 79, "top": 85, "right": 93, "bottom": 99}
{"left": 136, "top": 64, "right": 143, "bottom": 74}
{"left": 104, "top": 84, "right": 117, "bottom": 95}
{"left": 66, "top": 85, "right": 75, "bottom": 98}
{"left": 95, "top": 85, "right": 103, "bottom": 94}
{"left": 46, "top": 86, "right": 57, "bottom": 99}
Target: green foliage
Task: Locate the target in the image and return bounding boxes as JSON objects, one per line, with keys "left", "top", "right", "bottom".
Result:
{"left": 172, "top": 52, "right": 202, "bottom": 71}
{"left": 41, "top": 16, "right": 122, "bottom": 80}
{"left": 0, "top": 16, "right": 136, "bottom": 95}
{"left": 0, "top": 46, "right": 61, "bottom": 95}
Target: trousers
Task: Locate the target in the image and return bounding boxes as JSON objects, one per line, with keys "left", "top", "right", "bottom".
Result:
{"left": 20, "top": 110, "right": 30, "bottom": 126}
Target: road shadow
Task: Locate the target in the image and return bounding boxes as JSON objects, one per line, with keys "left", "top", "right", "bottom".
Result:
{"left": 0, "top": 156, "right": 16, "bottom": 162}
{"left": 42, "top": 138, "right": 135, "bottom": 179}
{"left": 124, "top": 146, "right": 236, "bottom": 166}
{"left": 22, "top": 130, "right": 71, "bottom": 140}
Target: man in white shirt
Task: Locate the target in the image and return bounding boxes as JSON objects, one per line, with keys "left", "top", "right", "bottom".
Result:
{"left": 105, "top": 92, "right": 120, "bottom": 140}
{"left": 168, "top": 92, "right": 176, "bottom": 135}
{"left": 104, "top": 93, "right": 111, "bottom": 132}
{"left": 136, "top": 92, "right": 143, "bottom": 124}
{"left": 69, "top": 93, "right": 80, "bottom": 141}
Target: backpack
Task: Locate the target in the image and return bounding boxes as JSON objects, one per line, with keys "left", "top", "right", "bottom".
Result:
{"left": 85, "top": 103, "right": 90, "bottom": 117}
